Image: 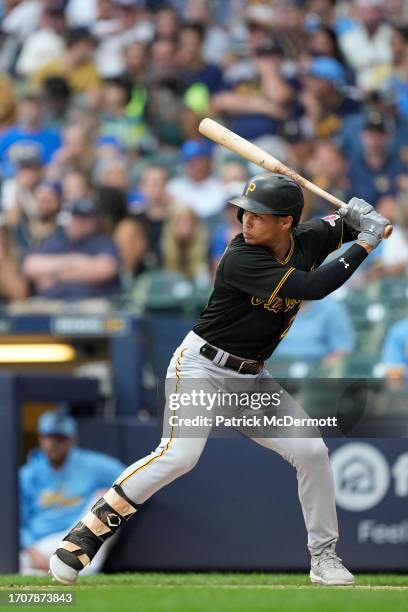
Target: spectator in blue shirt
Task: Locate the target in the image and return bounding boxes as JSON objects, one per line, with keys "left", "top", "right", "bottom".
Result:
{"left": 347, "top": 111, "right": 408, "bottom": 205}
{"left": 211, "top": 41, "right": 296, "bottom": 140}
{"left": 20, "top": 409, "right": 125, "bottom": 575}
{"left": 380, "top": 318, "right": 408, "bottom": 387}
{"left": 273, "top": 297, "right": 355, "bottom": 365}
{"left": 210, "top": 200, "right": 243, "bottom": 273}
{"left": 23, "top": 198, "right": 121, "bottom": 300}
{"left": 178, "top": 22, "right": 224, "bottom": 95}
{"left": 0, "top": 93, "right": 61, "bottom": 178}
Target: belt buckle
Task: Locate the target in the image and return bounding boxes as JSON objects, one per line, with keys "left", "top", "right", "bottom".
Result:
{"left": 237, "top": 360, "right": 250, "bottom": 374}
{"left": 239, "top": 360, "right": 262, "bottom": 375}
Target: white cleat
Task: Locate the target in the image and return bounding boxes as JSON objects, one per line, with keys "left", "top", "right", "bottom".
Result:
{"left": 310, "top": 544, "right": 355, "bottom": 586}
{"left": 49, "top": 554, "right": 79, "bottom": 586}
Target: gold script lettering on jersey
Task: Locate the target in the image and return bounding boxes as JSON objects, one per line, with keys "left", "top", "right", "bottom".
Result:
{"left": 250, "top": 296, "right": 301, "bottom": 312}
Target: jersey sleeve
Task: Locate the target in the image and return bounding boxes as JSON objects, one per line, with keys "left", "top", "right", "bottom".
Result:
{"left": 222, "top": 249, "right": 295, "bottom": 301}
{"left": 297, "top": 215, "right": 359, "bottom": 268}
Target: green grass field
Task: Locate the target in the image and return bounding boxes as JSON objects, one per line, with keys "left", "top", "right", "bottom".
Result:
{"left": 1, "top": 573, "right": 408, "bottom": 611}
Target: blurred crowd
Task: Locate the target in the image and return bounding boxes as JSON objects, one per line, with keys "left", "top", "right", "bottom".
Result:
{"left": 0, "top": 0, "right": 407, "bottom": 377}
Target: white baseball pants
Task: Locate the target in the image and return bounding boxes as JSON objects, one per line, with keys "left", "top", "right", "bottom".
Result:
{"left": 115, "top": 331, "right": 339, "bottom": 556}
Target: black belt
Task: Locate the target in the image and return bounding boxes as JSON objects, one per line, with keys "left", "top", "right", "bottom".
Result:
{"left": 199, "top": 343, "right": 264, "bottom": 375}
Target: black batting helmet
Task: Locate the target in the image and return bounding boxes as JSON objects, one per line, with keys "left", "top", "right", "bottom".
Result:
{"left": 230, "top": 173, "right": 304, "bottom": 225}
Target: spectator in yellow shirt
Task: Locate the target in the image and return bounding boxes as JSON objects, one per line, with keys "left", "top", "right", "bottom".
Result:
{"left": 33, "top": 28, "right": 100, "bottom": 95}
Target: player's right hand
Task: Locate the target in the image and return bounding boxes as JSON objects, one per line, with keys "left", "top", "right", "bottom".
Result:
{"left": 357, "top": 210, "right": 391, "bottom": 249}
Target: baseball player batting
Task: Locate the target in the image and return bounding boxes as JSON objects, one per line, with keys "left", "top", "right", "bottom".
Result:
{"left": 50, "top": 174, "right": 390, "bottom": 586}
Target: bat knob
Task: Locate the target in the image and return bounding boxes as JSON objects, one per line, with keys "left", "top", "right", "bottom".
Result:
{"left": 384, "top": 224, "right": 393, "bottom": 239}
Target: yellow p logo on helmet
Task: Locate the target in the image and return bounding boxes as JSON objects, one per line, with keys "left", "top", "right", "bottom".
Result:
{"left": 245, "top": 182, "right": 256, "bottom": 195}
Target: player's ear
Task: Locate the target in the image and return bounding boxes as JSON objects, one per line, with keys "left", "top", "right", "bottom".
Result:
{"left": 280, "top": 215, "right": 293, "bottom": 230}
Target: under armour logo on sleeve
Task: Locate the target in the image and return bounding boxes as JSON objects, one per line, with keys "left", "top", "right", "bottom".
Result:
{"left": 339, "top": 257, "right": 350, "bottom": 269}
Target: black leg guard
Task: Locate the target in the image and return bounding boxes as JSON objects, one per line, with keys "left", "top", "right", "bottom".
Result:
{"left": 56, "top": 484, "right": 140, "bottom": 571}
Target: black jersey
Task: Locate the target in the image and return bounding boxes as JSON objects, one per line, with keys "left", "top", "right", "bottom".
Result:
{"left": 194, "top": 215, "right": 357, "bottom": 362}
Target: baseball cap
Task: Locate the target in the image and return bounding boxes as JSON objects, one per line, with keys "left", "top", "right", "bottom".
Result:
{"left": 38, "top": 409, "right": 77, "bottom": 438}
{"left": 10, "top": 144, "right": 43, "bottom": 168}
{"left": 114, "top": 0, "right": 145, "bottom": 8}
{"left": 181, "top": 139, "right": 213, "bottom": 163}
{"left": 307, "top": 57, "right": 346, "bottom": 87}
{"left": 45, "top": 1, "right": 66, "bottom": 16}
{"left": 37, "top": 180, "right": 62, "bottom": 198}
{"left": 68, "top": 198, "right": 99, "bottom": 217}
{"left": 363, "top": 111, "right": 388, "bottom": 132}
{"left": 253, "top": 41, "right": 283, "bottom": 57}
{"left": 279, "top": 119, "right": 308, "bottom": 144}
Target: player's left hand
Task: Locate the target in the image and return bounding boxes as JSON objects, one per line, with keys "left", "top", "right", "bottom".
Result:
{"left": 339, "top": 197, "right": 374, "bottom": 230}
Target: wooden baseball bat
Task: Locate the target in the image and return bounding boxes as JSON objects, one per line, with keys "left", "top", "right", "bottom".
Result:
{"left": 199, "top": 117, "right": 393, "bottom": 239}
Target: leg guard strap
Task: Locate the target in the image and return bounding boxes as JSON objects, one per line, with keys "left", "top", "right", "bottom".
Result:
{"left": 56, "top": 484, "right": 140, "bottom": 570}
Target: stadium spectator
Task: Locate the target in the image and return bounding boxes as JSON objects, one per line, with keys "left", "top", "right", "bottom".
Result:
{"left": 300, "top": 57, "right": 361, "bottom": 139}
{"left": 154, "top": 5, "right": 180, "bottom": 39}
{"left": 61, "top": 170, "right": 93, "bottom": 203}
{"left": 93, "top": 156, "right": 131, "bottom": 195}
{"left": 347, "top": 111, "right": 408, "bottom": 205}
{"left": 383, "top": 0, "right": 408, "bottom": 25}
{"left": 0, "top": 74, "right": 17, "bottom": 133}
{"left": 1, "top": 148, "right": 44, "bottom": 227}
{"left": 115, "top": 165, "right": 170, "bottom": 275}
{"left": 383, "top": 26, "right": 408, "bottom": 120}
{"left": 51, "top": 123, "right": 95, "bottom": 178}
{"left": 1, "top": 0, "right": 44, "bottom": 41}
{"left": 99, "top": 77, "right": 149, "bottom": 152}
{"left": 23, "top": 198, "right": 121, "bottom": 300}
{"left": 210, "top": 200, "right": 242, "bottom": 273}
{"left": 364, "top": 191, "right": 408, "bottom": 279}
{"left": 146, "top": 38, "right": 185, "bottom": 146}
{"left": 0, "top": 217, "right": 28, "bottom": 302}
{"left": 380, "top": 318, "right": 408, "bottom": 387}
{"left": 13, "top": 180, "right": 62, "bottom": 258}
{"left": 279, "top": 119, "right": 313, "bottom": 175}
{"left": 95, "top": 185, "right": 127, "bottom": 235}
{"left": 0, "top": 93, "right": 61, "bottom": 179}
{"left": 339, "top": 0, "right": 393, "bottom": 91}
{"left": 19, "top": 409, "right": 125, "bottom": 575}
{"left": 177, "top": 21, "right": 224, "bottom": 95}
{"left": 273, "top": 0, "right": 310, "bottom": 61}
{"left": 42, "top": 77, "right": 73, "bottom": 130}
{"left": 161, "top": 204, "right": 209, "bottom": 281}
{"left": 167, "top": 139, "right": 225, "bottom": 221}
{"left": 307, "top": 142, "right": 351, "bottom": 217}
{"left": 303, "top": 26, "right": 356, "bottom": 85}
{"left": 91, "top": 0, "right": 154, "bottom": 78}
{"left": 33, "top": 28, "right": 101, "bottom": 94}
{"left": 273, "top": 298, "right": 355, "bottom": 366}
{"left": 16, "top": 3, "right": 67, "bottom": 77}
{"left": 66, "top": 0, "right": 100, "bottom": 28}
{"left": 121, "top": 40, "right": 149, "bottom": 85}
{"left": 212, "top": 41, "right": 295, "bottom": 141}
{"left": 305, "top": 0, "right": 340, "bottom": 30}
{"left": 339, "top": 88, "right": 408, "bottom": 161}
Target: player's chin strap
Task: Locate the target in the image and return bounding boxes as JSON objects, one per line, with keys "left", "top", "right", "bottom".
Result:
{"left": 56, "top": 484, "right": 140, "bottom": 571}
